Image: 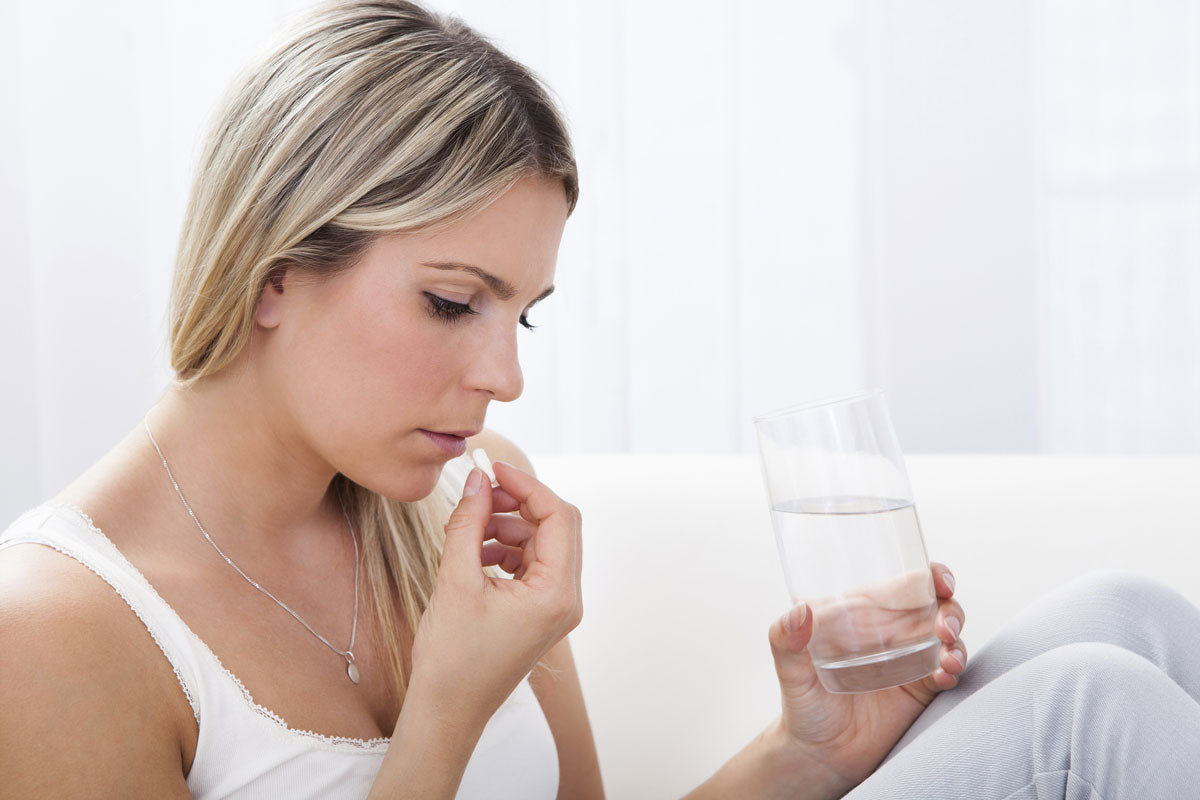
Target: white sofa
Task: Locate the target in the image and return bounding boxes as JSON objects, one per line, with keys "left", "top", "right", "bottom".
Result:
{"left": 530, "top": 454, "right": 1200, "bottom": 798}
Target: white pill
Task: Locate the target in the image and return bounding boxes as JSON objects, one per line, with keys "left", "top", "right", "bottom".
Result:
{"left": 471, "top": 448, "right": 497, "bottom": 485}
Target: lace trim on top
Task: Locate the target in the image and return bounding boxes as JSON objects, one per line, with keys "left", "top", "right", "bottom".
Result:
{"left": 42, "top": 503, "right": 390, "bottom": 753}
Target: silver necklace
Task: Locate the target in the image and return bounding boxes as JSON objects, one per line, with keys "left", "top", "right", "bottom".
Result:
{"left": 143, "top": 421, "right": 362, "bottom": 685}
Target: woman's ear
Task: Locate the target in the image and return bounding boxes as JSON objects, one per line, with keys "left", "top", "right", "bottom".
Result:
{"left": 255, "top": 264, "right": 290, "bottom": 328}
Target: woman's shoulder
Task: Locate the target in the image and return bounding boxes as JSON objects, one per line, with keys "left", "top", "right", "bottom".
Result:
{"left": 0, "top": 518, "right": 195, "bottom": 792}
{"left": 0, "top": 519, "right": 178, "bottom": 694}
{"left": 0, "top": 526, "right": 135, "bottom": 645}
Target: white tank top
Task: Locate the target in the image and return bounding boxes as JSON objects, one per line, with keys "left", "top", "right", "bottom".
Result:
{"left": 0, "top": 503, "right": 559, "bottom": 799}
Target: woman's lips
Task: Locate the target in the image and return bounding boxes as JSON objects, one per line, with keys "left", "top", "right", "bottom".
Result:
{"left": 420, "top": 429, "right": 468, "bottom": 457}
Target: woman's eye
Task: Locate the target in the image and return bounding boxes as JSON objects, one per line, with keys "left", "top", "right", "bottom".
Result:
{"left": 425, "top": 292, "right": 539, "bottom": 331}
{"left": 424, "top": 293, "right": 477, "bottom": 324}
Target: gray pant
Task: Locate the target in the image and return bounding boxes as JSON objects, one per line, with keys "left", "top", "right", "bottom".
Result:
{"left": 846, "top": 570, "right": 1200, "bottom": 799}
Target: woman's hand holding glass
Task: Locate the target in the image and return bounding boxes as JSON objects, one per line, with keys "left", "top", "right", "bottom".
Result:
{"left": 765, "top": 563, "right": 968, "bottom": 797}
{"left": 409, "top": 461, "right": 583, "bottom": 728}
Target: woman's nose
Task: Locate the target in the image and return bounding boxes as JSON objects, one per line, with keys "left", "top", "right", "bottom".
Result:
{"left": 465, "top": 325, "right": 523, "bottom": 402}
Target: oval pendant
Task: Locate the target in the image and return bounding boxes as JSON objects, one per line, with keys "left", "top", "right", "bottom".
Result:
{"left": 347, "top": 661, "right": 360, "bottom": 684}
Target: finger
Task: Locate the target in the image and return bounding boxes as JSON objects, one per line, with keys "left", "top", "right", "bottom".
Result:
{"left": 936, "top": 599, "right": 966, "bottom": 644}
{"left": 941, "top": 639, "right": 968, "bottom": 677}
{"left": 854, "top": 569, "right": 935, "bottom": 611}
{"left": 929, "top": 636, "right": 969, "bottom": 690}
{"left": 927, "top": 664, "right": 960, "bottom": 692}
{"left": 916, "top": 647, "right": 966, "bottom": 696}
{"left": 485, "top": 514, "right": 536, "bottom": 549}
{"left": 923, "top": 640, "right": 968, "bottom": 693}
{"left": 492, "top": 460, "right": 569, "bottom": 525}
{"left": 439, "top": 469, "right": 493, "bottom": 582}
{"left": 489, "top": 486, "right": 522, "bottom": 514}
{"left": 503, "top": 532, "right": 538, "bottom": 582}
{"left": 481, "top": 541, "right": 524, "bottom": 574}
{"left": 767, "top": 603, "right": 821, "bottom": 694}
{"left": 907, "top": 635, "right": 969, "bottom": 700}
{"left": 518, "top": 536, "right": 537, "bottom": 580}
{"left": 931, "top": 563, "right": 956, "bottom": 599}
{"left": 493, "top": 461, "right": 580, "bottom": 578}
{"left": 514, "top": 545, "right": 536, "bottom": 581}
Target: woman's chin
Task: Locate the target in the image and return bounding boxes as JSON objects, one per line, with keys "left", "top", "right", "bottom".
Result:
{"left": 342, "top": 463, "right": 444, "bottom": 503}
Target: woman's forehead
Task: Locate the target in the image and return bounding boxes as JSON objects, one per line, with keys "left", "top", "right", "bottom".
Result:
{"left": 368, "top": 178, "right": 566, "bottom": 288}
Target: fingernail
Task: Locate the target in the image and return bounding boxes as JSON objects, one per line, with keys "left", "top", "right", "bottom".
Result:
{"left": 943, "top": 571, "right": 955, "bottom": 593}
{"left": 950, "top": 648, "right": 966, "bottom": 669}
{"left": 782, "top": 603, "right": 807, "bottom": 634}
{"left": 464, "top": 469, "right": 483, "bottom": 497}
{"left": 945, "top": 615, "right": 961, "bottom": 639}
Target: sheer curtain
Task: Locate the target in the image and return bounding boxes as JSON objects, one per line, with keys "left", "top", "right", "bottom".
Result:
{"left": 4, "top": 0, "right": 1198, "bottom": 522}
{"left": 1035, "top": 0, "right": 1200, "bottom": 453}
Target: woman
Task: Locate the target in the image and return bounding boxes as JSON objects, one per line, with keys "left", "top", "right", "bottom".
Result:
{"left": 2, "top": 2, "right": 1198, "bottom": 798}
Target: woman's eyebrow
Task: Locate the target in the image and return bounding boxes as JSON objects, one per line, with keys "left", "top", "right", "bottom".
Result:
{"left": 422, "top": 260, "right": 553, "bottom": 304}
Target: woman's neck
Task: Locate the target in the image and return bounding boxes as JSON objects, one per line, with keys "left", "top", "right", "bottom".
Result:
{"left": 145, "top": 365, "right": 345, "bottom": 559}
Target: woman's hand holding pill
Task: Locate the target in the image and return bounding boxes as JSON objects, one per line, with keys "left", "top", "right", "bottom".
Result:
{"left": 407, "top": 460, "right": 583, "bottom": 727}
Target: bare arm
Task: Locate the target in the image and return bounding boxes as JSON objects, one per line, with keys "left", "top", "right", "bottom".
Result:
{"left": 683, "top": 720, "right": 845, "bottom": 800}
{"left": 367, "top": 681, "right": 492, "bottom": 799}
{"left": 0, "top": 544, "right": 194, "bottom": 797}
{"left": 369, "top": 641, "right": 606, "bottom": 800}
{"left": 529, "top": 637, "right": 605, "bottom": 799}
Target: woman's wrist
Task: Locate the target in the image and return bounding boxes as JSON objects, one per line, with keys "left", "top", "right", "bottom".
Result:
{"left": 683, "top": 717, "right": 852, "bottom": 800}
{"left": 762, "top": 718, "right": 857, "bottom": 800}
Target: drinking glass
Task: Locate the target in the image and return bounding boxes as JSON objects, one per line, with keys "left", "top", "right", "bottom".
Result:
{"left": 754, "top": 389, "right": 939, "bottom": 693}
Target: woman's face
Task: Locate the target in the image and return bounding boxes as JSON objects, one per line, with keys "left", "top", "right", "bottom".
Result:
{"left": 254, "top": 175, "right": 568, "bottom": 500}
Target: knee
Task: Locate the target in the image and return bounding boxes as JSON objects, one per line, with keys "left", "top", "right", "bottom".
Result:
{"left": 1028, "top": 642, "right": 1161, "bottom": 704}
{"left": 1017, "top": 643, "right": 1197, "bottom": 785}
{"left": 1034, "top": 640, "right": 1155, "bottom": 679}
{"left": 1058, "top": 569, "right": 1187, "bottom": 617}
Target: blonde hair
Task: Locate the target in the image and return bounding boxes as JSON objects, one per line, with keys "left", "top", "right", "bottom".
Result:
{"left": 168, "top": 0, "right": 577, "bottom": 704}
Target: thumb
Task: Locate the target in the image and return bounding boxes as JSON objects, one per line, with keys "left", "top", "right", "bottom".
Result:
{"left": 768, "top": 603, "right": 821, "bottom": 695}
{"left": 440, "top": 468, "right": 493, "bottom": 580}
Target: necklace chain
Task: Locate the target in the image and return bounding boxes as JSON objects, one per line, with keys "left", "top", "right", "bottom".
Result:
{"left": 143, "top": 421, "right": 362, "bottom": 683}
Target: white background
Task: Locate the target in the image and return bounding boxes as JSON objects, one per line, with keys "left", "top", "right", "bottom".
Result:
{"left": 3, "top": 0, "right": 1199, "bottom": 522}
